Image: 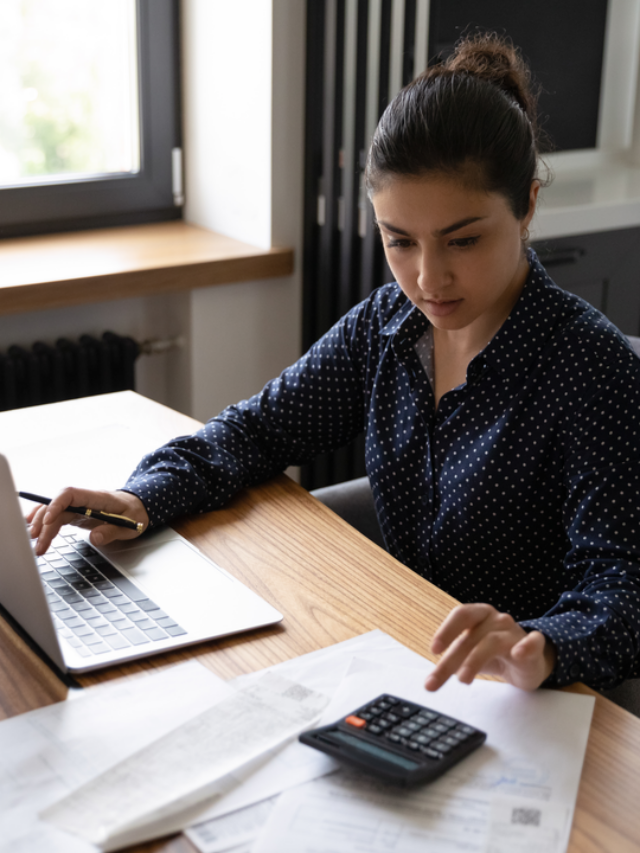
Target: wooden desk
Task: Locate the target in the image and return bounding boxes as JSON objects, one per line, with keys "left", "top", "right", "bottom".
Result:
{"left": 1, "top": 392, "right": 639, "bottom": 852}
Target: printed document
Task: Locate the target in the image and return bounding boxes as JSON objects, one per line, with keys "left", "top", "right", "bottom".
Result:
{"left": 252, "top": 660, "right": 594, "bottom": 853}
{"left": 41, "top": 673, "right": 328, "bottom": 851}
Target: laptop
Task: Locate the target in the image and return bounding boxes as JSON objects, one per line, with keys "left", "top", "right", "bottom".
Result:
{"left": 0, "top": 453, "right": 283, "bottom": 673}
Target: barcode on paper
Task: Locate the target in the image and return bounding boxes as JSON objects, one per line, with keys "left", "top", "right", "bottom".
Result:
{"left": 511, "top": 807, "right": 542, "bottom": 827}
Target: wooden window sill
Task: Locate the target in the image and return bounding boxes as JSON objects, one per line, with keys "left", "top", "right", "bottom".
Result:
{"left": 0, "top": 222, "right": 294, "bottom": 316}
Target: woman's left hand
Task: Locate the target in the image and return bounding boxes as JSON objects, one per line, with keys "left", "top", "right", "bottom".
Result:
{"left": 425, "top": 603, "right": 557, "bottom": 692}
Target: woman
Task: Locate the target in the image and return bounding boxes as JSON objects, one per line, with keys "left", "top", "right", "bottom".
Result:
{"left": 30, "top": 34, "right": 640, "bottom": 694}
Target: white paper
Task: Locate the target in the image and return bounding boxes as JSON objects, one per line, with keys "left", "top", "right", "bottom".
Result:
{"left": 185, "top": 630, "right": 433, "bottom": 851}
{"left": 253, "top": 772, "right": 572, "bottom": 853}
{"left": 186, "top": 797, "right": 278, "bottom": 853}
{"left": 42, "top": 673, "right": 329, "bottom": 851}
{"left": 485, "top": 796, "right": 570, "bottom": 853}
{"left": 253, "top": 662, "right": 593, "bottom": 853}
{"left": 0, "top": 660, "right": 232, "bottom": 853}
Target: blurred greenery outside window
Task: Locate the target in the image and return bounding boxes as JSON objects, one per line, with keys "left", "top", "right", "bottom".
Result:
{"left": 0, "top": 0, "right": 180, "bottom": 237}
{"left": 0, "top": 0, "right": 139, "bottom": 184}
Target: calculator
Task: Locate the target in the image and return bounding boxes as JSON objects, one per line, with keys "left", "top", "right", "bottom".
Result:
{"left": 299, "top": 693, "right": 486, "bottom": 786}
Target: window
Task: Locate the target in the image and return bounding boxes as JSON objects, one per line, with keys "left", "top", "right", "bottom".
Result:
{"left": 0, "top": 0, "right": 181, "bottom": 237}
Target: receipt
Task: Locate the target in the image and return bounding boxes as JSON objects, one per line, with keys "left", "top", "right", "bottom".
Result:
{"left": 41, "top": 674, "right": 328, "bottom": 851}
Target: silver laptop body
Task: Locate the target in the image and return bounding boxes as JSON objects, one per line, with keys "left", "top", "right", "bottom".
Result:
{"left": 0, "top": 454, "right": 282, "bottom": 673}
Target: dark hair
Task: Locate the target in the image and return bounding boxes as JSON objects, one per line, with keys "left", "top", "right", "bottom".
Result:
{"left": 365, "top": 33, "right": 547, "bottom": 219}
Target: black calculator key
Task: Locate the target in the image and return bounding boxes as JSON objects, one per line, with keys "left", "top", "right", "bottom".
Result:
{"left": 357, "top": 711, "right": 375, "bottom": 721}
{"left": 421, "top": 747, "right": 443, "bottom": 759}
{"left": 411, "top": 733, "right": 432, "bottom": 745}
{"left": 415, "top": 711, "right": 438, "bottom": 724}
{"left": 422, "top": 727, "right": 440, "bottom": 739}
{"left": 383, "top": 712, "right": 400, "bottom": 724}
{"left": 451, "top": 729, "right": 468, "bottom": 740}
{"left": 396, "top": 703, "right": 417, "bottom": 718}
{"left": 368, "top": 724, "right": 383, "bottom": 735}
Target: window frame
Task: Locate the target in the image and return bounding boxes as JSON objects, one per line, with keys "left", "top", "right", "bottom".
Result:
{"left": 0, "top": 0, "right": 181, "bottom": 238}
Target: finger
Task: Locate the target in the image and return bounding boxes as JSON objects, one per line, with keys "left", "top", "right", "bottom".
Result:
{"left": 448, "top": 629, "right": 548, "bottom": 692}
{"left": 42, "top": 487, "right": 120, "bottom": 526}
{"left": 511, "top": 630, "right": 545, "bottom": 661}
{"left": 508, "top": 631, "right": 556, "bottom": 689}
{"left": 450, "top": 626, "right": 524, "bottom": 685}
{"left": 426, "top": 610, "right": 520, "bottom": 691}
{"left": 24, "top": 504, "right": 41, "bottom": 524}
{"left": 28, "top": 503, "right": 48, "bottom": 538}
{"left": 431, "top": 603, "right": 495, "bottom": 655}
{"left": 426, "top": 628, "right": 488, "bottom": 691}
{"left": 34, "top": 509, "right": 79, "bottom": 556}
{"left": 89, "top": 520, "right": 141, "bottom": 548}
{"left": 35, "top": 488, "right": 147, "bottom": 555}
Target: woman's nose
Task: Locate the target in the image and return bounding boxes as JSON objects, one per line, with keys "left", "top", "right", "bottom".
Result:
{"left": 417, "top": 250, "right": 447, "bottom": 293}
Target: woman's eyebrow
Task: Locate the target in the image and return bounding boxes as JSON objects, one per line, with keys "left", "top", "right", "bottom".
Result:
{"left": 436, "top": 216, "right": 485, "bottom": 236}
{"left": 376, "top": 216, "right": 486, "bottom": 237}
{"left": 375, "top": 220, "right": 410, "bottom": 236}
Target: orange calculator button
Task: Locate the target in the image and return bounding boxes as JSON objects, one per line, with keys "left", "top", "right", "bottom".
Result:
{"left": 345, "top": 715, "right": 367, "bottom": 728}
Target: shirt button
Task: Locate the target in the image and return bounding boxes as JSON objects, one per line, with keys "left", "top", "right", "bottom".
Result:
{"left": 569, "top": 663, "right": 581, "bottom": 679}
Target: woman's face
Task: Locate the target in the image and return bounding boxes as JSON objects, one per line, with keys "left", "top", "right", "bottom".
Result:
{"left": 372, "top": 173, "right": 538, "bottom": 341}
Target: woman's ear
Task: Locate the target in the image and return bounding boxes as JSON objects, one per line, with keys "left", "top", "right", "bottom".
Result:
{"left": 524, "top": 180, "right": 540, "bottom": 228}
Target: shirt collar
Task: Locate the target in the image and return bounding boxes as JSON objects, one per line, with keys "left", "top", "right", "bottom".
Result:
{"left": 479, "top": 249, "right": 575, "bottom": 379}
{"left": 382, "top": 250, "right": 574, "bottom": 380}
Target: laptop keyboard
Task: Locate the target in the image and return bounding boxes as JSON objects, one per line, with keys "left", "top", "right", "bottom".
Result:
{"left": 36, "top": 531, "right": 187, "bottom": 659}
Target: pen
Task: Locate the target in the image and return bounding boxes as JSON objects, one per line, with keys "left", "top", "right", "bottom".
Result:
{"left": 18, "top": 492, "right": 144, "bottom": 533}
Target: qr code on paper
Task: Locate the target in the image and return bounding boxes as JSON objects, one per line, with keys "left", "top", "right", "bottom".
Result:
{"left": 282, "top": 683, "right": 313, "bottom": 702}
{"left": 511, "top": 807, "right": 542, "bottom": 827}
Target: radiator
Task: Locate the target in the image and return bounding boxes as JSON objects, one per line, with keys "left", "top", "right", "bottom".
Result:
{"left": 0, "top": 332, "right": 139, "bottom": 411}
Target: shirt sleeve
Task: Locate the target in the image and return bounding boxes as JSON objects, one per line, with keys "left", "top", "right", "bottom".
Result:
{"left": 121, "top": 297, "right": 379, "bottom": 528}
{"left": 520, "top": 356, "right": 640, "bottom": 689}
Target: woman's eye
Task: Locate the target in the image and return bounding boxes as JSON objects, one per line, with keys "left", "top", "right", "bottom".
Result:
{"left": 450, "top": 236, "right": 479, "bottom": 249}
{"left": 386, "top": 239, "right": 413, "bottom": 250}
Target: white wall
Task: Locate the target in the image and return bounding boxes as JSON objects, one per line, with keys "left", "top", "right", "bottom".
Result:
{"left": 181, "top": 0, "right": 305, "bottom": 421}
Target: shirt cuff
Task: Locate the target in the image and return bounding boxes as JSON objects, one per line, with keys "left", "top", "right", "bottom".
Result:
{"left": 520, "top": 616, "right": 620, "bottom": 689}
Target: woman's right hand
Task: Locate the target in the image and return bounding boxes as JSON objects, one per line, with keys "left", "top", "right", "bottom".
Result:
{"left": 27, "top": 488, "right": 150, "bottom": 556}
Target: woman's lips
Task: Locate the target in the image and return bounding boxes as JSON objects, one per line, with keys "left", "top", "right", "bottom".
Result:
{"left": 424, "top": 299, "right": 463, "bottom": 317}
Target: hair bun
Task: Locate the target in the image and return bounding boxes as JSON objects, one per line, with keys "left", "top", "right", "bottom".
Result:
{"left": 444, "top": 32, "right": 536, "bottom": 121}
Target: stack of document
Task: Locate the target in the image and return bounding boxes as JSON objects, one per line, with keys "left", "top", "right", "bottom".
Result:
{"left": 0, "top": 630, "right": 594, "bottom": 853}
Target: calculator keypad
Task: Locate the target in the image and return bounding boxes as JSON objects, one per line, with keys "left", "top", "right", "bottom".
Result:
{"left": 300, "top": 692, "right": 486, "bottom": 785}
{"left": 345, "top": 695, "right": 478, "bottom": 761}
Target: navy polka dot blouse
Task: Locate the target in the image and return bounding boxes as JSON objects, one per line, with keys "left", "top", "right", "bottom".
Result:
{"left": 124, "top": 251, "right": 640, "bottom": 690}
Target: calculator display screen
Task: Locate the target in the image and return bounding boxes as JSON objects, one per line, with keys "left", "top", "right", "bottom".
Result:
{"left": 328, "top": 730, "right": 420, "bottom": 770}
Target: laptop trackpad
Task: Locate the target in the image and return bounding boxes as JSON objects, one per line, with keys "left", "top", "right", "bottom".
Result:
{"left": 111, "top": 540, "right": 245, "bottom": 634}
